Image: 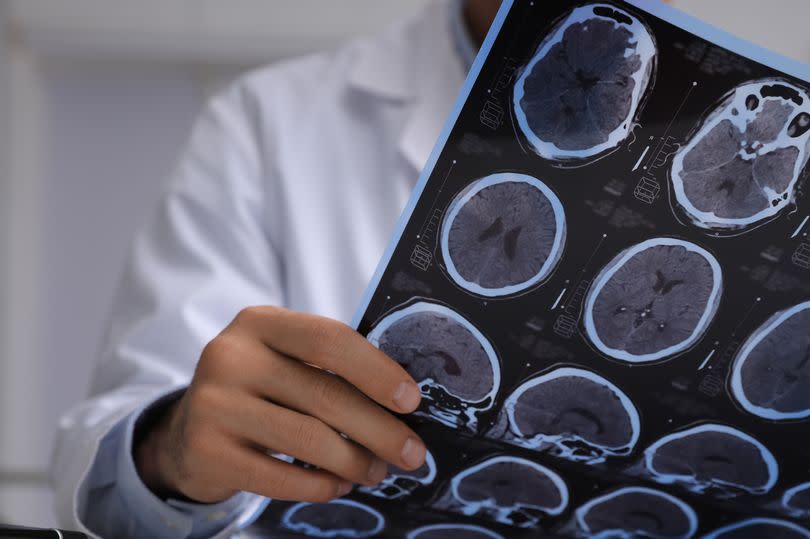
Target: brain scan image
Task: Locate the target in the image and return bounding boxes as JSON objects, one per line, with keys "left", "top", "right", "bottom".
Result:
{"left": 440, "top": 173, "right": 566, "bottom": 296}
{"left": 782, "top": 483, "right": 810, "bottom": 519}
{"left": 487, "top": 367, "right": 640, "bottom": 464}
{"left": 671, "top": 80, "right": 810, "bottom": 232}
{"left": 432, "top": 455, "right": 569, "bottom": 528}
{"left": 357, "top": 450, "right": 437, "bottom": 500}
{"left": 574, "top": 486, "right": 698, "bottom": 539}
{"left": 281, "top": 499, "right": 385, "bottom": 538}
{"left": 730, "top": 301, "right": 810, "bottom": 421}
{"left": 701, "top": 518, "right": 810, "bottom": 539}
{"left": 584, "top": 238, "right": 723, "bottom": 363}
{"left": 513, "top": 4, "right": 656, "bottom": 163}
{"left": 642, "top": 424, "right": 778, "bottom": 497}
{"left": 366, "top": 301, "right": 500, "bottom": 431}
{"left": 406, "top": 524, "right": 505, "bottom": 539}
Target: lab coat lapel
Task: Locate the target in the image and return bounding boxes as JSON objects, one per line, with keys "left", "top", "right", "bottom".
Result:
{"left": 348, "top": 0, "right": 467, "bottom": 174}
{"left": 399, "top": 1, "right": 468, "bottom": 174}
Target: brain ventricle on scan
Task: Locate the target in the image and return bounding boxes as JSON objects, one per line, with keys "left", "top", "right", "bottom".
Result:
{"left": 584, "top": 238, "right": 723, "bottom": 363}
{"left": 329, "top": 1, "right": 810, "bottom": 537}
{"left": 441, "top": 173, "right": 566, "bottom": 297}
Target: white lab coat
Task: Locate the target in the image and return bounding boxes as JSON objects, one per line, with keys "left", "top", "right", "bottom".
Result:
{"left": 50, "top": 0, "right": 468, "bottom": 536}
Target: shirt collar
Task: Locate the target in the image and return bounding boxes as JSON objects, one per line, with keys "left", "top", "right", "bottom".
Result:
{"left": 347, "top": 0, "right": 473, "bottom": 171}
{"left": 348, "top": 0, "right": 476, "bottom": 101}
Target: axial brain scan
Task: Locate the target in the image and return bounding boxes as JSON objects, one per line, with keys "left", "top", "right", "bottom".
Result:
{"left": 366, "top": 302, "right": 500, "bottom": 431}
{"left": 584, "top": 238, "right": 723, "bottom": 363}
{"left": 671, "top": 80, "right": 810, "bottom": 232}
{"left": 574, "top": 486, "right": 698, "bottom": 539}
{"left": 782, "top": 483, "right": 810, "bottom": 519}
{"left": 406, "top": 524, "right": 505, "bottom": 539}
{"left": 281, "top": 500, "right": 385, "bottom": 538}
{"left": 488, "top": 367, "right": 640, "bottom": 464}
{"left": 730, "top": 301, "right": 810, "bottom": 421}
{"left": 701, "top": 518, "right": 810, "bottom": 539}
{"left": 357, "top": 451, "right": 437, "bottom": 500}
{"left": 513, "top": 3, "right": 656, "bottom": 163}
{"left": 643, "top": 424, "right": 778, "bottom": 497}
{"left": 441, "top": 173, "right": 566, "bottom": 296}
{"left": 434, "top": 455, "right": 568, "bottom": 528}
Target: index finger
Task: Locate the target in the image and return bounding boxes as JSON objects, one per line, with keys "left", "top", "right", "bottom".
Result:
{"left": 231, "top": 306, "right": 422, "bottom": 414}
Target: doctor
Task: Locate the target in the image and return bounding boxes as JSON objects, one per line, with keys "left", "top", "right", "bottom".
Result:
{"left": 51, "top": 0, "right": 500, "bottom": 537}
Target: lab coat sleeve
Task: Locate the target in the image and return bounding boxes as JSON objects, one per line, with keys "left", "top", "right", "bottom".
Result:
{"left": 50, "top": 79, "right": 285, "bottom": 538}
{"left": 77, "top": 388, "right": 267, "bottom": 539}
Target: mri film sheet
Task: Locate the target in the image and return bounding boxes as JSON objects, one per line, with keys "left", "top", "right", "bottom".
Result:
{"left": 252, "top": 1, "right": 810, "bottom": 538}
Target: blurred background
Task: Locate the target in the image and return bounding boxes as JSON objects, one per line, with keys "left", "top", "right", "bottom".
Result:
{"left": 0, "top": 0, "right": 809, "bottom": 530}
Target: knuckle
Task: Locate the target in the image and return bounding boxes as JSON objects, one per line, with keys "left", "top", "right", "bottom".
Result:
{"left": 199, "top": 336, "right": 236, "bottom": 371}
{"left": 312, "top": 375, "right": 349, "bottom": 411}
{"left": 199, "top": 336, "right": 225, "bottom": 363}
{"left": 292, "top": 417, "right": 323, "bottom": 453}
{"left": 234, "top": 305, "right": 263, "bottom": 325}
{"left": 309, "top": 319, "right": 347, "bottom": 360}
{"left": 197, "top": 335, "right": 251, "bottom": 384}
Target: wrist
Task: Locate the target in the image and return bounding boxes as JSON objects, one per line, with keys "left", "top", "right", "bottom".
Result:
{"left": 133, "top": 398, "right": 181, "bottom": 498}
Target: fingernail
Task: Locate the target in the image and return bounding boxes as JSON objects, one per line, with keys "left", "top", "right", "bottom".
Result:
{"left": 337, "top": 481, "right": 353, "bottom": 497}
{"left": 367, "top": 458, "right": 388, "bottom": 484}
{"left": 393, "top": 381, "right": 421, "bottom": 412}
{"left": 400, "top": 437, "right": 426, "bottom": 469}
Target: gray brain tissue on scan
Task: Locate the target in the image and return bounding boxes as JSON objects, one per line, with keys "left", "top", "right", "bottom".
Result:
{"left": 489, "top": 367, "right": 639, "bottom": 464}
{"left": 367, "top": 302, "right": 499, "bottom": 431}
{"left": 702, "top": 518, "right": 810, "bottom": 539}
{"left": 585, "top": 238, "right": 722, "bottom": 363}
{"left": 406, "top": 524, "right": 505, "bottom": 539}
{"left": 784, "top": 483, "right": 810, "bottom": 519}
{"left": 435, "top": 456, "right": 567, "bottom": 528}
{"left": 514, "top": 3, "right": 656, "bottom": 162}
{"left": 671, "top": 80, "right": 810, "bottom": 232}
{"left": 442, "top": 173, "right": 565, "bottom": 297}
{"left": 574, "top": 487, "right": 698, "bottom": 539}
{"left": 643, "top": 424, "right": 777, "bottom": 497}
{"left": 319, "top": 1, "right": 810, "bottom": 537}
{"left": 731, "top": 301, "right": 810, "bottom": 421}
{"left": 282, "top": 500, "right": 384, "bottom": 538}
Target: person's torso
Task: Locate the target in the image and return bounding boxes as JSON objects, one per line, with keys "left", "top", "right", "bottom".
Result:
{"left": 240, "top": 0, "right": 468, "bottom": 324}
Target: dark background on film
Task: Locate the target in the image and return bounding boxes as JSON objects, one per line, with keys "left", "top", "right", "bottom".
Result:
{"left": 254, "top": 1, "right": 810, "bottom": 536}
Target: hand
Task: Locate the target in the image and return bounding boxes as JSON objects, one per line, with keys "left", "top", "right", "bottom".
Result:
{"left": 134, "top": 306, "right": 425, "bottom": 503}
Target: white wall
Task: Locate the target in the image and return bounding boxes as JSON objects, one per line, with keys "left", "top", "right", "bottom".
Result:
{"left": 1, "top": 0, "right": 809, "bottom": 531}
